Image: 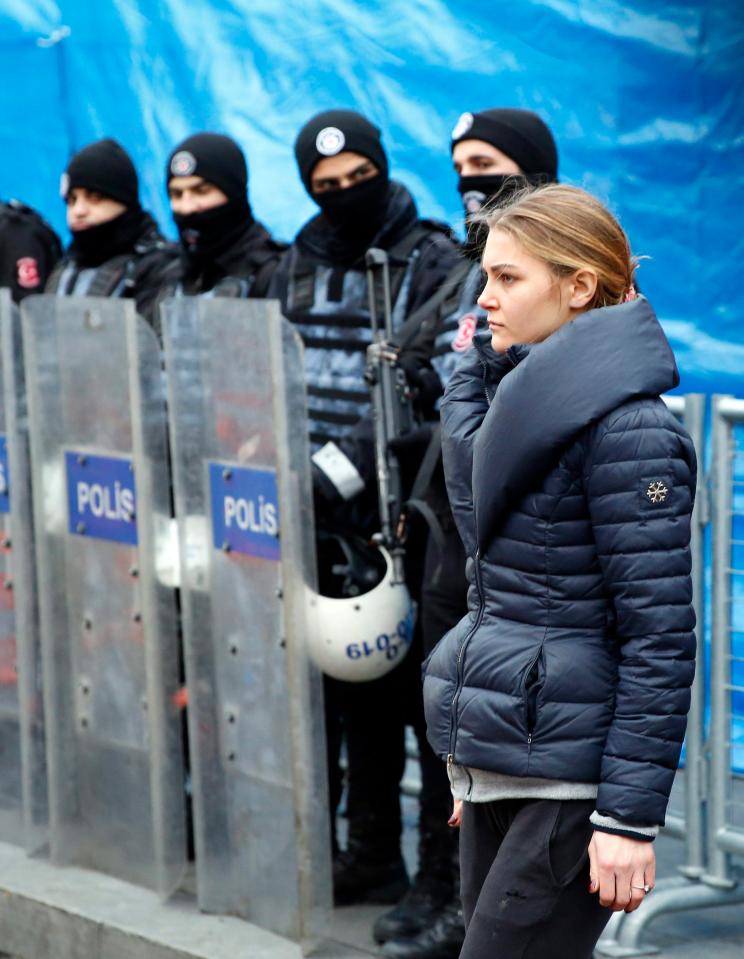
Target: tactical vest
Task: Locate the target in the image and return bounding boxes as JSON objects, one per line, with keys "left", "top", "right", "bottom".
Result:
{"left": 46, "top": 252, "right": 136, "bottom": 298}
{"left": 166, "top": 235, "right": 280, "bottom": 301}
{"left": 46, "top": 223, "right": 170, "bottom": 301}
{"left": 286, "top": 223, "right": 437, "bottom": 450}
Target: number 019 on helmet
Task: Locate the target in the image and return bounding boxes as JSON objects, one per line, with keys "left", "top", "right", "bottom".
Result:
{"left": 304, "top": 545, "right": 414, "bottom": 682}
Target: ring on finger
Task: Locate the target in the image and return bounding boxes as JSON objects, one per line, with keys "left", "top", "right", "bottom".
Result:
{"left": 630, "top": 884, "right": 653, "bottom": 894}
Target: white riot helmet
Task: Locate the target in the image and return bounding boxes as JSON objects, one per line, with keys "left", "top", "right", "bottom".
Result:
{"left": 305, "top": 535, "right": 414, "bottom": 682}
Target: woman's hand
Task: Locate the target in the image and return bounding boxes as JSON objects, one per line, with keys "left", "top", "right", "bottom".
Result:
{"left": 588, "top": 831, "right": 656, "bottom": 913}
{"left": 448, "top": 799, "right": 463, "bottom": 828}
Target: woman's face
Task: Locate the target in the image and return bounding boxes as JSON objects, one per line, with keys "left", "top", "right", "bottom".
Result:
{"left": 478, "top": 227, "right": 576, "bottom": 352}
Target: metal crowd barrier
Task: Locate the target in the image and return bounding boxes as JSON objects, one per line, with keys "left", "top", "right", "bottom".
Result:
{"left": 660, "top": 394, "right": 707, "bottom": 877}
{"left": 598, "top": 395, "right": 744, "bottom": 957}
{"left": 706, "top": 396, "right": 744, "bottom": 880}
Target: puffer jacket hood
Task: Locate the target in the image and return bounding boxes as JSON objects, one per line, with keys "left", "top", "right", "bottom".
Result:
{"left": 424, "top": 297, "right": 696, "bottom": 827}
{"left": 444, "top": 297, "right": 680, "bottom": 556}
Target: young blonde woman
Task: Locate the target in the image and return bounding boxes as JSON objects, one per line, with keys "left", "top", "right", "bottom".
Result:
{"left": 422, "top": 184, "right": 696, "bottom": 958}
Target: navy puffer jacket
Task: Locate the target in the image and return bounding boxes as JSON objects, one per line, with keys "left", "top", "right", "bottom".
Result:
{"left": 423, "top": 298, "right": 696, "bottom": 827}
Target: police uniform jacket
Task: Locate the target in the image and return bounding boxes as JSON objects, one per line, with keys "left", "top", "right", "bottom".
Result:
{"left": 271, "top": 182, "right": 458, "bottom": 455}
{"left": 156, "top": 220, "right": 285, "bottom": 302}
{"left": 45, "top": 212, "right": 176, "bottom": 326}
{"left": 423, "top": 297, "right": 697, "bottom": 827}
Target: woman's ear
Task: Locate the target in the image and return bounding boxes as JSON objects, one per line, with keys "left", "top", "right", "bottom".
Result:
{"left": 568, "top": 269, "right": 598, "bottom": 310}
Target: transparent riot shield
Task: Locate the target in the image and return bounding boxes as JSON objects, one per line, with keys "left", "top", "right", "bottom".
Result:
{"left": 0, "top": 291, "right": 47, "bottom": 853}
{"left": 22, "top": 295, "right": 186, "bottom": 894}
{"left": 162, "top": 297, "right": 331, "bottom": 947}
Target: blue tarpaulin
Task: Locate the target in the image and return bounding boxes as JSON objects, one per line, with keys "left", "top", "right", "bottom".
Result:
{"left": 1, "top": 3, "right": 743, "bottom": 775}
{"left": 1, "top": 1, "right": 743, "bottom": 394}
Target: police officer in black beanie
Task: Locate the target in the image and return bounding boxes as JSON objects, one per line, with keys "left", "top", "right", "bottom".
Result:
{"left": 401, "top": 107, "right": 558, "bottom": 385}
{"left": 270, "top": 109, "right": 459, "bottom": 907}
{"left": 378, "top": 108, "right": 560, "bottom": 959}
{"left": 46, "top": 138, "right": 174, "bottom": 324}
{"left": 155, "top": 132, "right": 284, "bottom": 315}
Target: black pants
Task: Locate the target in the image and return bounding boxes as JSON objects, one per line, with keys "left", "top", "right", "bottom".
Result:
{"left": 459, "top": 798, "right": 611, "bottom": 959}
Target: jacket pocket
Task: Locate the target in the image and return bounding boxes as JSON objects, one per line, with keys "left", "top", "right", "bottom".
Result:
{"left": 523, "top": 646, "right": 546, "bottom": 735}
{"left": 546, "top": 799, "right": 596, "bottom": 888}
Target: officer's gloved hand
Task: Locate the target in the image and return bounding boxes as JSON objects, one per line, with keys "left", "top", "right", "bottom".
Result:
{"left": 395, "top": 351, "right": 443, "bottom": 415}
{"left": 388, "top": 424, "right": 435, "bottom": 472}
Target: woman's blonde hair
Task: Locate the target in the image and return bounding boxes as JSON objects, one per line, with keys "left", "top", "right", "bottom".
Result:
{"left": 474, "top": 184, "right": 639, "bottom": 310}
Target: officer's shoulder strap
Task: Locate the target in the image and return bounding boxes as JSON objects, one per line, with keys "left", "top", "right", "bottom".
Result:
{"left": 386, "top": 218, "right": 456, "bottom": 264}
{"left": 86, "top": 253, "right": 136, "bottom": 298}
{"left": 393, "top": 256, "right": 472, "bottom": 352}
{"left": 384, "top": 219, "right": 458, "bottom": 312}
{"left": 245, "top": 238, "right": 286, "bottom": 299}
{"left": 249, "top": 253, "right": 281, "bottom": 299}
{"left": 286, "top": 245, "right": 316, "bottom": 312}
{"left": 44, "top": 258, "right": 67, "bottom": 293}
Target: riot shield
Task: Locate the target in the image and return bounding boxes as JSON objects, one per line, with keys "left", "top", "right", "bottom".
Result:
{"left": 162, "top": 297, "right": 331, "bottom": 946}
{"left": 0, "top": 290, "right": 46, "bottom": 849}
{"left": 22, "top": 295, "right": 186, "bottom": 894}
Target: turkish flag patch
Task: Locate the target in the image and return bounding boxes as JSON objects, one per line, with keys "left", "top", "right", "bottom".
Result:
{"left": 452, "top": 313, "right": 478, "bottom": 352}
{"left": 16, "top": 257, "right": 41, "bottom": 289}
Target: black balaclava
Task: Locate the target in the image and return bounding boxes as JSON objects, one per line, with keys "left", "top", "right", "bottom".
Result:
{"left": 293, "top": 109, "right": 390, "bottom": 238}
{"left": 62, "top": 138, "right": 146, "bottom": 268}
{"left": 166, "top": 132, "right": 253, "bottom": 267}
{"left": 451, "top": 108, "right": 558, "bottom": 218}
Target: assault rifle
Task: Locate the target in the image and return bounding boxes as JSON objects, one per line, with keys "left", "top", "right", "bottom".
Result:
{"left": 364, "top": 247, "right": 415, "bottom": 584}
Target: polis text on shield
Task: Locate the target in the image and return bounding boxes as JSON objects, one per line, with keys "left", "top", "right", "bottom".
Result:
{"left": 66, "top": 451, "right": 138, "bottom": 545}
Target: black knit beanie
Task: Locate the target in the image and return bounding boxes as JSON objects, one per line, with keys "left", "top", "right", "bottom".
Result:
{"left": 294, "top": 109, "right": 389, "bottom": 192}
{"left": 451, "top": 108, "right": 558, "bottom": 180}
{"left": 166, "top": 133, "right": 248, "bottom": 202}
{"left": 62, "top": 138, "right": 140, "bottom": 208}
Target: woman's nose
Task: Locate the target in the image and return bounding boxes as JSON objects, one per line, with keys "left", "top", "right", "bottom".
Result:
{"left": 477, "top": 282, "right": 496, "bottom": 311}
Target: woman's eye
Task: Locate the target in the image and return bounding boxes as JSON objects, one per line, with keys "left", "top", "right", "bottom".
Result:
{"left": 499, "top": 274, "right": 515, "bottom": 285}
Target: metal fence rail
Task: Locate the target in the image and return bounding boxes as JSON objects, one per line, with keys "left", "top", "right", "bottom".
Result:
{"left": 706, "top": 397, "right": 744, "bottom": 878}
{"left": 661, "top": 395, "right": 707, "bottom": 874}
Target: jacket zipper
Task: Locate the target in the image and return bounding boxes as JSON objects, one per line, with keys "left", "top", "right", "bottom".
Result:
{"left": 475, "top": 351, "right": 493, "bottom": 405}
{"left": 447, "top": 547, "right": 486, "bottom": 764}
{"left": 523, "top": 649, "right": 543, "bottom": 767}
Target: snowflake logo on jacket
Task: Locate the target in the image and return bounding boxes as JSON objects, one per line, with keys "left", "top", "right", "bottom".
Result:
{"left": 646, "top": 481, "right": 669, "bottom": 504}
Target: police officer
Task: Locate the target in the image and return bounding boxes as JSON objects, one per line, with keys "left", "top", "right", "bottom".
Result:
{"left": 157, "top": 132, "right": 284, "bottom": 314}
{"left": 270, "top": 108, "right": 459, "bottom": 906}
{"left": 379, "top": 107, "right": 560, "bottom": 959}
{"left": 0, "top": 199, "right": 61, "bottom": 302}
{"left": 46, "top": 138, "right": 173, "bottom": 323}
